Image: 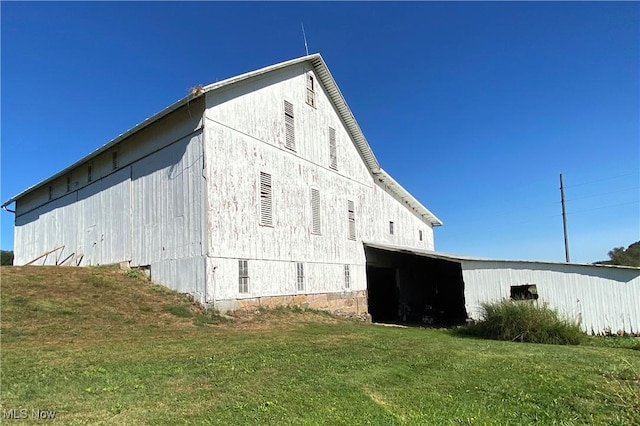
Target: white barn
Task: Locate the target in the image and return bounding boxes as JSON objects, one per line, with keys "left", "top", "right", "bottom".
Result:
{"left": 3, "top": 54, "right": 443, "bottom": 317}
{"left": 5, "top": 54, "right": 639, "bottom": 334}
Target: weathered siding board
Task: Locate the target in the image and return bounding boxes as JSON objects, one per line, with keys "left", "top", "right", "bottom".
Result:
{"left": 15, "top": 168, "right": 131, "bottom": 266}
{"left": 13, "top": 101, "right": 207, "bottom": 298}
{"left": 130, "top": 131, "right": 205, "bottom": 267}
{"left": 208, "top": 256, "right": 366, "bottom": 303}
{"left": 205, "top": 64, "right": 373, "bottom": 185}
{"left": 462, "top": 260, "right": 640, "bottom": 335}
{"left": 151, "top": 256, "right": 208, "bottom": 304}
{"left": 14, "top": 99, "right": 204, "bottom": 218}
{"left": 76, "top": 168, "right": 132, "bottom": 265}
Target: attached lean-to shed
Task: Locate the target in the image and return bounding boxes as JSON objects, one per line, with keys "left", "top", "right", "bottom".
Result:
{"left": 461, "top": 258, "right": 640, "bottom": 335}
{"left": 363, "top": 243, "right": 640, "bottom": 335}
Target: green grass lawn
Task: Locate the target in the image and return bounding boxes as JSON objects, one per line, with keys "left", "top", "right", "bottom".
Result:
{"left": 1, "top": 266, "right": 639, "bottom": 425}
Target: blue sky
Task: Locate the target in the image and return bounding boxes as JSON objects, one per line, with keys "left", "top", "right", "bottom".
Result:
{"left": 1, "top": 2, "right": 638, "bottom": 263}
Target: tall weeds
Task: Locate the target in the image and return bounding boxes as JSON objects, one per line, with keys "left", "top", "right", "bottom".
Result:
{"left": 456, "top": 299, "right": 585, "bottom": 345}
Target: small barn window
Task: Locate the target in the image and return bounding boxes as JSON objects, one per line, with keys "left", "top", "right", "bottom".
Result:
{"left": 284, "top": 100, "right": 295, "bottom": 151}
{"left": 48, "top": 186, "right": 53, "bottom": 201}
{"left": 311, "top": 188, "right": 321, "bottom": 235}
{"left": 112, "top": 151, "right": 119, "bottom": 170}
{"left": 389, "top": 221, "right": 394, "bottom": 235}
{"left": 306, "top": 74, "right": 316, "bottom": 107}
{"left": 296, "top": 262, "right": 305, "bottom": 291}
{"left": 87, "top": 165, "right": 93, "bottom": 183}
{"left": 510, "top": 285, "right": 538, "bottom": 300}
{"left": 419, "top": 230, "right": 423, "bottom": 241}
{"left": 344, "top": 265, "right": 351, "bottom": 289}
{"left": 239, "top": 260, "right": 249, "bottom": 293}
{"left": 66, "top": 176, "right": 72, "bottom": 193}
{"left": 259, "top": 172, "right": 273, "bottom": 227}
{"left": 347, "top": 200, "right": 356, "bottom": 240}
{"left": 329, "top": 127, "right": 337, "bottom": 170}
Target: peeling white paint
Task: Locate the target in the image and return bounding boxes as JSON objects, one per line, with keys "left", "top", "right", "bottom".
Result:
{"left": 204, "top": 63, "right": 433, "bottom": 304}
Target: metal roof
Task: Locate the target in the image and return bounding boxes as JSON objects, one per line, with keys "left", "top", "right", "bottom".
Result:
{"left": 3, "top": 54, "right": 441, "bottom": 226}
{"left": 363, "top": 242, "right": 640, "bottom": 271}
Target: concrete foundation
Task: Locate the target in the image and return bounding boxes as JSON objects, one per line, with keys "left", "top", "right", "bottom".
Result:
{"left": 214, "top": 290, "right": 368, "bottom": 318}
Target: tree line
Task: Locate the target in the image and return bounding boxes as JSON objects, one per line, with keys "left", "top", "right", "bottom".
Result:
{"left": 595, "top": 241, "right": 640, "bottom": 267}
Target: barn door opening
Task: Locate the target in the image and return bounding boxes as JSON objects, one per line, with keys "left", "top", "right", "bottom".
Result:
{"left": 366, "top": 266, "right": 399, "bottom": 323}
{"left": 364, "top": 245, "right": 467, "bottom": 326}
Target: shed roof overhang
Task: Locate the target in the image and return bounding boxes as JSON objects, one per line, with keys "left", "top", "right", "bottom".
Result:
{"left": 363, "top": 242, "right": 640, "bottom": 272}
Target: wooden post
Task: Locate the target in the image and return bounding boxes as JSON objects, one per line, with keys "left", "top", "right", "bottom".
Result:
{"left": 560, "top": 174, "right": 570, "bottom": 263}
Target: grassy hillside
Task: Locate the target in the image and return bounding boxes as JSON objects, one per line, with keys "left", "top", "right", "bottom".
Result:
{"left": 1, "top": 266, "right": 639, "bottom": 425}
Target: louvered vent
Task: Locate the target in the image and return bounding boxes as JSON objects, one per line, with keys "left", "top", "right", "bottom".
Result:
{"left": 347, "top": 200, "right": 356, "bottom": 240}
{"left": 284, "top": 100, "right": 295, "bottom": 151}
{"left": 260, "top": 172, "right": 273, "bottom": 226}
{"left": 329, "top": 127, "right": 337, "bottom": 170}
{"left": 112, "top": 151, "right": 119, "bottom": 170}
{"left": 238, "top": 260, "right": 249, "bottom": 293}
{"left": 306, "top": 74, "right": 316, "bottom": 107}
{"left": 311, "top": 188, "right": 321, "bottom": 235}
{"left": 296, "top": 262, "right": 305, "bottom": 291}
{"left": 344, "top": 265, "right": 351, "bottom": 289}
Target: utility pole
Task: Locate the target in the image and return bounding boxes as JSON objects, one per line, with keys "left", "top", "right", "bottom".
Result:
{"left": 560, "top": 173, "right": 570, "bottom": 263}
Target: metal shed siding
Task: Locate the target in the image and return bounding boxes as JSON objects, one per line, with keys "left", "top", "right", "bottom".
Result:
{"left": 204, "top": 63, "right": 433, "bottom": 302}
{"left": 462, "top": 260, "right": 640, "bottom": 335}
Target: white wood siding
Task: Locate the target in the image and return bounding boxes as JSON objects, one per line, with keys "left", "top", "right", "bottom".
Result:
{"left": 13, "top": 101, "right": 209, "bottom": 303}
{"left": 15, "top": 168, "right": 132, "bottom": 266}
{"left": 130, "top": 131, "right": 206, "bottom": 266}
{"left": 204, "top": 63, "right": 434, "bottom": 303}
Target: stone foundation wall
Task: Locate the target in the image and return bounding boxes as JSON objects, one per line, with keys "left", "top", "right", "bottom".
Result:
{"left": 215, "top": 290, "right": 368, "bottom": 319}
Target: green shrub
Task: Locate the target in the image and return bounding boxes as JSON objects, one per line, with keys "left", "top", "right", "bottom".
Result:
{"left": 124, "top": 268, "right": 147, "bottom": 280}
{"left": 1, "top": 250, "right": 14, "bottom": 266}
{"left": 455, "top": 299, "right": 585, "bottom": 345}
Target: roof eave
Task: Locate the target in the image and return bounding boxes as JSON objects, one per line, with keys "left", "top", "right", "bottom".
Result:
{"left": 308, "top": 55, "right": 381, "bottom": 174}
{"left": 374, "top": 169, "right": 443, "bottom": 227}
{"left": 2, "top": 92, "right": 202, "bottom": 208}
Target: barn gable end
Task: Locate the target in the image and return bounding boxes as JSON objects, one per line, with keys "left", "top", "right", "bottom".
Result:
{"left": 4, "top": 54, "right": 441, "bottom": 315}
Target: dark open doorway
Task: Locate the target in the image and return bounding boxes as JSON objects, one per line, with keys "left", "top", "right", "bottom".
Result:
{"left": 366, "top": 266, "right": 398, "bottom": 323}
{"left": 365, "top": 245, "right": 467, "bottom": 326}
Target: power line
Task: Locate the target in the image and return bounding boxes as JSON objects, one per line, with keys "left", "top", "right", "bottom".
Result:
{"left": 566, "top": 186, "right": 639, "bottom": 202}
{"left": 438, "top": 200, "right": 637, "bottom": 238}
{"left": 566, "top": 200, "right": 639, "bottom": 215}
{"left": 564, "top": 171, "right": 638, "bottom": 189}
